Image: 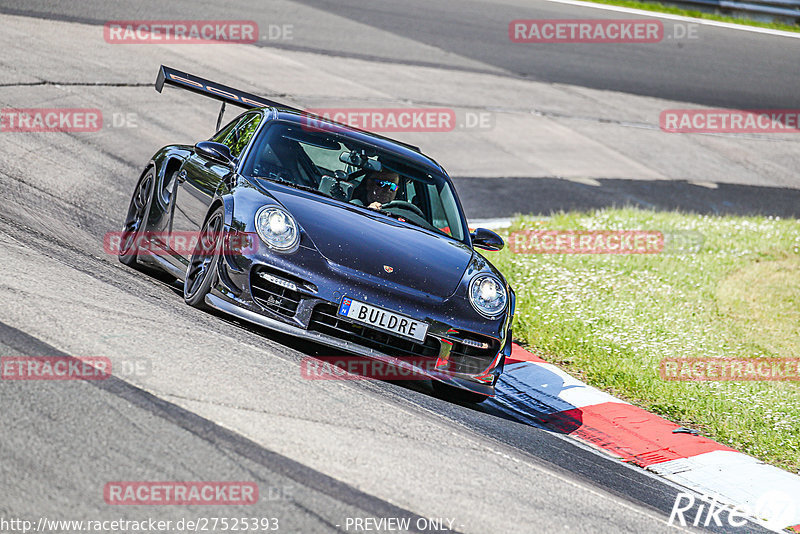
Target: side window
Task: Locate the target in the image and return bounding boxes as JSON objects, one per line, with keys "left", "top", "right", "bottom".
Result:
{"left": 211, "top": 117, "right": 242, "bottom": 144}
{"left": 228, "top": 115, "right": 262, "bottom": 158}
{"left": 426, "top": 183, "right": 447, "bottom": 231}
{"left": 212, "top": 113, "right": 263, "bottom": 159}
{"left": 426, "top": 183, "right": 462, "bottom": 239}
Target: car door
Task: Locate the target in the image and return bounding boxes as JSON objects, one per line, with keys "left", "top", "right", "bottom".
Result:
{"left": 168, "top": 111, "right": 263, "bottom": 264}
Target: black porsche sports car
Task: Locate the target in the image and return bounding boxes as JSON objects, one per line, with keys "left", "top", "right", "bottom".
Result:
{"left": 120, "top": 66, "right": 514, "bottom": 403}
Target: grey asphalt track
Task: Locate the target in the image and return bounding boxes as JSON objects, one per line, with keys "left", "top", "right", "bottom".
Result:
{"left": 1, "top": 0, "right": 799, "bottom": 109}
{"left": 0, "top": 217, "right": 767, "bottom": 533}
{"left": 0, "top": 1, "right": 789, "bottom": 533}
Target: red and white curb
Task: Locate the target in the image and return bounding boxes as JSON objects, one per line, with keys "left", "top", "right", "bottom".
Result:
{"left": 491, "top": 344, "right": 800, "bottom": 533}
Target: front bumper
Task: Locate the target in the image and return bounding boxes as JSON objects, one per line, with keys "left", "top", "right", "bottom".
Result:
{"left": 206, "top": 293, "right": 506, "bottom": 396}
{"left": 206, "top": 237, "right": 512, "bottom": 397}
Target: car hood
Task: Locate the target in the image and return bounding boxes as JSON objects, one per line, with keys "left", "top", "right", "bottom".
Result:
{"left": 270, "top": 188, "right": 473, "bottom": 299}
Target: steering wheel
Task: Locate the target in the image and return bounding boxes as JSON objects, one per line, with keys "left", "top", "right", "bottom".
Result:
{"left": 380, "top": 200, "right": 424, "bottom": 218}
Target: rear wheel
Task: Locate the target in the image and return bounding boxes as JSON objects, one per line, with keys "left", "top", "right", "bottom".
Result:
{"left": 432, "top": 381, "right": 489, "bottom": 404}
{"left": 119, "top": 168, "right": 155, "bottom": 268}
{"left": 183, "top": 206, "right": 224, "bottom": 309}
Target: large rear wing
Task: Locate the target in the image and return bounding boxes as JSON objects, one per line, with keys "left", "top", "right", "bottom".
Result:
{"left": 156, "top": 65, "right": 302, "bottom": 130}
{"left": 154, "top": 65, "right": 421, "bottom": 152}
{"left": 155, "top": 65, "right": 300, "bottom": 112}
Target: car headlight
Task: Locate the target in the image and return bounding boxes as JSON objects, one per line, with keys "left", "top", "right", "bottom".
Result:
{"left": 255, "top": 206, "right": 299, "bottom": 251}
{"left": 469, "top": 275, "right": 507, "bottom": 318}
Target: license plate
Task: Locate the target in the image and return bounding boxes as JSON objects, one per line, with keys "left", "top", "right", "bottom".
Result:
{"left": 338, "top": 297, "right": 429, "bottom": 343}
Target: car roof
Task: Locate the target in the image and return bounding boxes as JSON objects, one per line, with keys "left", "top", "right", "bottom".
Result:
{"left": 265, "top": 109, "right": 449, "bottom": 180}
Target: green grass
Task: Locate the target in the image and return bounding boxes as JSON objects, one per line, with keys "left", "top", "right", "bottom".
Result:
{"left": 489, "top": 209, "right": 800, "bottom": 472}
{"left": 583, "top": 0, "right": 800, "bottom": 33}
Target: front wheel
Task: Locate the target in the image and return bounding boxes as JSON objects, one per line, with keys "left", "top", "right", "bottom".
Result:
{"left": 183, "top": 206, "right": 224, "bottom": 309}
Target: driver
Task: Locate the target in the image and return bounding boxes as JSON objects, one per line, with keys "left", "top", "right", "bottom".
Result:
{"left": 351, "top": 170, "right": 400, "bottom": 210}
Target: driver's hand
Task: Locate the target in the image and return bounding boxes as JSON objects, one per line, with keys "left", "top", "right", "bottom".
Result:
{"left": 368, "top": 202, "right": 383, "bottom": 210}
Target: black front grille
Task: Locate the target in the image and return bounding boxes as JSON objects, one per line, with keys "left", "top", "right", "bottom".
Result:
{"left": 250, "top": 269, "right": 303, "bottom": 317}
{"left": 308, "top": 304, "right": 440, "bottom": 360}
{"left": 448, "top": 336, "right": 500, "bottom": 375}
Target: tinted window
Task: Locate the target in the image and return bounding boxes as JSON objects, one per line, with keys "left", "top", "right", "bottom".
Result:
{"left": 212, "top": 113, "right": 263, "bottom": 158}
{"left": 241, "top": 122, "right": 466, "bottom": 241}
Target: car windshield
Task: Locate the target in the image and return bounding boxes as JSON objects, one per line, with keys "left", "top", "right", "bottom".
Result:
{"left": 240, "top": 121, "right": 466, "bottom": 242}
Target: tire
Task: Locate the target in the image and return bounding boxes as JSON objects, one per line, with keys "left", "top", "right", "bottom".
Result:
{"left": 119, "top": 168, "right": 155, "bottom": 268}
{"left": 432, "top": 381, "right": 489, "bottom": 404}
{"left": 183, "top": 206, "right": 224, "bottom": 309}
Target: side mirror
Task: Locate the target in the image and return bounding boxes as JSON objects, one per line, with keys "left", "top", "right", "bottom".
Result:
{"left": 195, "top": 141, "right": 235, "bottom": 166}
{"left": 470, "top": 228, "right": 505, "bottom": 251}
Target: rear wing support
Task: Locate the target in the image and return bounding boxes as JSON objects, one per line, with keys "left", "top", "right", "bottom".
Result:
{"left": 216, "top": 102, "right": 226, "bottom": 131}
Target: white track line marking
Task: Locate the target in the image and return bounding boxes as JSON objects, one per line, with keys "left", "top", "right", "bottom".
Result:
{"left": 542, "top": 0, "right": 800, "bottom": 39}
